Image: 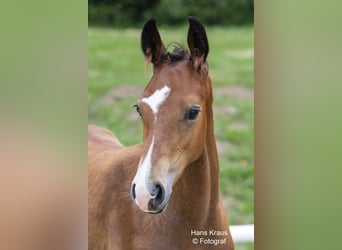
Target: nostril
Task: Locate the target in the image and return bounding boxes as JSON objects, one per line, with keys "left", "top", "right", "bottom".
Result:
{"left": 149, "top": 183, "right": 165, "bottom": 210}
{"left": 155, "top": 183, "right": 164, "bottom": 203}
{"left": 131, "top": 183, "right": 136, "bottom": 200}
{"left": 150, "top": 183, "right": 160, "bottom": 196}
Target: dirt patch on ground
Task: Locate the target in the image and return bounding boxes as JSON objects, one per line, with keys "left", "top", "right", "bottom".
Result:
{"left": 98, "top": 84, "right": 252, "bottom": 106}
{"left": 226, "top": 49, "right": 254, "bottom": 59}
{"left": 98, "top": 84, "right": 144, "bottom": 105}
{"left": 216, "top": 140, "right": 234, "bottom": 156}
{"left": 214, "top": 86, "right": 254, "bottom": 100}
{"left": 221, "top": 196, "right": 235, "bottom": 211}
{"left": 214, "top": 105, "right": 240, "bottom": 116}
{"left": 213, "top": 85, "right": 253, "bottom": 116}
{"left": 229, "top": 122, "right": 250, "bottom": 131}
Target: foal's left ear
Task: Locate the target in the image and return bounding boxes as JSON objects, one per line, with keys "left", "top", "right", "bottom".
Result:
{"left": 187, "top": 17, "right": 209, "bottom": 73}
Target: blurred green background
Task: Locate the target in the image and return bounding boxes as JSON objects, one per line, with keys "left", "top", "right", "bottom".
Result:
{"left": 88, "top": 1, "right": 254, "bottom": 249}
{"left": 2, "top": 1, "right": 342, "bottom": 250}
{"left": 89, "top": 0, "right": 254, "bottom": 27}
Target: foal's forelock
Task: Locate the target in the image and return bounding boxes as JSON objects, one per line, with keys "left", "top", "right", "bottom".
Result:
{"left": 145, "top": 46, "right": 209, "bottom": 79}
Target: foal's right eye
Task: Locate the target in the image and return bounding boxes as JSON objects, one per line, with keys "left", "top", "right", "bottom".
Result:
{"left": 133, "top": 104, "right": 142, "bottom": 116}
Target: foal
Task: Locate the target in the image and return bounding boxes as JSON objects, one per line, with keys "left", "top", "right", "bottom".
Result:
{"left": 88, "top": 17, "right": 234, "bottom": 250}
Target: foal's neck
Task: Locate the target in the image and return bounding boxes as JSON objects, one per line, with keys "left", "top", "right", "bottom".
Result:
{"left": 204, "top": 100, "right": 220, "bottom": 206}
{"left": 172, "top": 96, "right": 220, "bottom": 225}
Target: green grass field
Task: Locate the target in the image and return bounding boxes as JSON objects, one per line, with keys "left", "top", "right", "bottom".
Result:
{"left": 89, "top": 25, "right": 254, "bottom": 249}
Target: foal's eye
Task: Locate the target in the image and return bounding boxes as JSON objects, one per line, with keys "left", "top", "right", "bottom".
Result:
{"left": 133, "top": 104, "right": 142, "bottom": 116}
{"left": 185, "top": 107, "right": 201, "bottom": 120}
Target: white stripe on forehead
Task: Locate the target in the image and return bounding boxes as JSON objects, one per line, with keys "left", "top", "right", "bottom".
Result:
{"left": 141, "top": 85, "right": 171, "bottom": 116}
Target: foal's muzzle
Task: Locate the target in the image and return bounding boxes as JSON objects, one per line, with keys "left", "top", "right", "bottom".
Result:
{"left": 131, "top": 182, "right": 168, "bottom": 213}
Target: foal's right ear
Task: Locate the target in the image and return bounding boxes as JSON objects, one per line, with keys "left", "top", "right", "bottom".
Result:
{"left": 141, "top": 19, "right": 167, "bottom": 65}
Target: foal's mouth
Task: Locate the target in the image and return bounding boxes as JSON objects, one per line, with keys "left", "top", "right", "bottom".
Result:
{"left": 131, "top": 181, "right": 171, "bottom": 214}
{"left": 147, "top": 201, "right": 169, "bottom": 214}
{"left": 133, "top": 197, "right": 169, "bottom": 214}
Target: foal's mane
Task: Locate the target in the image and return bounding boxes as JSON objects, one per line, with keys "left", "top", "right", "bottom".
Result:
{"left": 165, "top": 42, "right": 190, "bottom": 63}
{"left": 146, "top": 42, "right": 208, "bottom": 77}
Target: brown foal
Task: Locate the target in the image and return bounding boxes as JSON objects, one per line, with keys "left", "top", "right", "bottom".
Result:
{"left": 88, "top": 17, "right": 234, "bottom": 250}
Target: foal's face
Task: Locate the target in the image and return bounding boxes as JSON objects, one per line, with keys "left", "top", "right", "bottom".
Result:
{"left": 132, "top": 61, "right": 209, "bottom": 213}
{"left": 131, "top": 17, "right": 210, "bottom": 213}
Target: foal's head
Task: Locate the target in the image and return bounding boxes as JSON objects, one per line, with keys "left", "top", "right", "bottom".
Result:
{"left": 131, "top": 17, "right": 212, "bottom": 213}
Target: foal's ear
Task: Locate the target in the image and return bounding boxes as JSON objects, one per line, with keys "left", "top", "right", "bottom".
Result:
{"left": 187, "top": 17, "right": 209, "bottom": 73}
{"left": 141, "top": 19, "right": 167, "bottom": 65}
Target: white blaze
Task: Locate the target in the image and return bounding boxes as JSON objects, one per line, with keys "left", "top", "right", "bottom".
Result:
{"left": 133, "top": 85, "right": 171, "bottom": 210}
{"left": 133, "top": 137, "right": 155, "bottom": 210}
{"left": 141, "top": 85, "right": 171, "bottom": 119}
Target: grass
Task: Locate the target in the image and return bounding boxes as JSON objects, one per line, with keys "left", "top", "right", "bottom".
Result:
{"left": 88, "top": 25, "right": 254, "bottom": 249}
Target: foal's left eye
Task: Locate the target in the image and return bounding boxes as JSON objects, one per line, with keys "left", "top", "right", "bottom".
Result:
{"left": 133, "top": 104, "right": 142, "bottom": 116}
{"left": 185, "top": 107, "right": 201, "bottom": 120}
